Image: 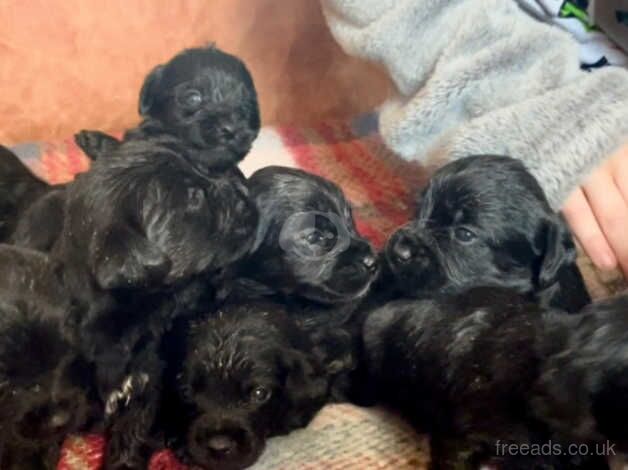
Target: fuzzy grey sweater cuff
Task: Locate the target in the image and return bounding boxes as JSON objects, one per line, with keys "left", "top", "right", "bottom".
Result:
{"left": 321, "top": 0, "right": 628, "bottom": 209}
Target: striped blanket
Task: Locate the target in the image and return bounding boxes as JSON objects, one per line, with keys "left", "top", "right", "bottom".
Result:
{"left": 9, "top": 114, "right": 624, "bottom": 469}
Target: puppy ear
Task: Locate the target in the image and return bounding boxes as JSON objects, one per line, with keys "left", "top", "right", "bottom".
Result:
{"left": 139, "top": 64, "right": 165, "bottom": 117}
{"left": 280, "top": 348, "right": 328, "bottom": 431}
{"left": 74, "top": 130, "right": 121, "bottom": 160}
{"left": 535, "top": 214, "right": 577, "bottom": 289}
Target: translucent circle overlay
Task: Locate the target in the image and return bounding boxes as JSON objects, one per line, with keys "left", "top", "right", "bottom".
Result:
{"left": 278, "top": 211, "right": 355, "bottom": 260}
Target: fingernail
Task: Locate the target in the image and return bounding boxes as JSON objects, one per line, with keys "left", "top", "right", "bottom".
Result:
{"left": 597, "top": 252, "right": 617, "bottom": 270}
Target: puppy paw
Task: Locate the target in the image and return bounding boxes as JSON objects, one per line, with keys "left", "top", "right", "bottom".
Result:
{"left": 104, "top": 373, "right": 150, "bottom": 417}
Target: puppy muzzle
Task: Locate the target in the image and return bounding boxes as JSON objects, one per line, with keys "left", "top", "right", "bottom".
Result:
{"left": 385, "top": 226, "right": 447, "bottom": 296}
{"left": 14, "top": 389, "right": 87, "bottom": 443}
{"left": 387, "top": 227, "right": 432, "bottom": 266}
{"left": 321, "top": 239, "right": 379, "bottom": 301}
{"left": 187, "top": 415, "right": 262, "bottom": 470}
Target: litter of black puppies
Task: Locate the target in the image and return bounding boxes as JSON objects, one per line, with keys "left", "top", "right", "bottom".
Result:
{"left": 2, "top": 41, "right": 626, "bottom": 470}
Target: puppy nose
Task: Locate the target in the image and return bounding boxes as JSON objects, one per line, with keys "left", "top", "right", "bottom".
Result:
{"left": 49, "top": 410, "right": 71, "bottom": 431}
{"left": 220, "top": 125, "right": 236, "bottom": 141}
{"left": 362, "top": 254, "right": 377, "bottom": 271}
{"left": 208, "top": 434, "right": 237, "bottom": 455}
{"left": 392, "top": 236, "right": 414, "bottom": 262}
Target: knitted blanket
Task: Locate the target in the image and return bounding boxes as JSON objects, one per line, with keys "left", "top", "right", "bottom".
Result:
{"left": 9, "top": 115, "right": 625, "bottom": 469}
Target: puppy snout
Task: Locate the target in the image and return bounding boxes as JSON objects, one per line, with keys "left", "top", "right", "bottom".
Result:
{"left": 190, "top": 416, "right": 256, "bottom": 464}
{"left": 391, "top": 233, "right": 414, "bottom": 263}
{"left": 49, "top": 409, "right": 71, "bottom": 431}
{"left": 220, "top": 124, "right": 236, "bottom": 141}
{"left": 393, "top": 238, "right": 413, "bottom": 262}
{"left": 207, "top": 434, "right": 237, "bottom": 455}
{"left": 362, "top": 253, "right": 377, "bottom": 272}
{"left": 390, "top": 230, "right": 428, "bottom": 263}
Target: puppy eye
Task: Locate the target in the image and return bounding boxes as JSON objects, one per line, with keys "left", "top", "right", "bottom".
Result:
{"left": 186, "top": 187, "right": 205, "bottom": 211}
{"left": 454, "top": 227, "right": 477, "bottom": 243}
{"left": 220, "top": 126, "right": 235, "bottom": 140}
{"left": 250, "top": 386, "right": 271, "bottom": 404}
{"left": 179, "top": 89, "right": 203, "bottom": 109}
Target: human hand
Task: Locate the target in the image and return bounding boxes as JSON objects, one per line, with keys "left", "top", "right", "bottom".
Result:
{"left": 562, "top": 143, "right": 628, "bottom": 278}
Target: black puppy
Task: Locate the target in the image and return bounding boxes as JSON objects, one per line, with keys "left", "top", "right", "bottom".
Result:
{"left": 362, "top": 288, "right": 621, "bottom": 469}
{"left": 229, "top": 166, "right": 378, "bottom": 308}
{"left": 221, "top": 167, "right": 378, "bottom": 402}
{"left": 76, "top": 45, "right": 260, "bottom": 172}
{"left": 161, "top": 300, "right": 354, "bottom": 470}
{"left": 385, "top": 155, "right": 589, "bottom": 312}
{"left": 0, "top": 245, "right": 95, "bottom": 469}
{"left": 0, "top": 146, "right": 65, "bottom": 251}
{"left": 56, "top": 134, "right": 257, "bottom": 303}
{"left": 4, "top": 46, "right": 259, "bottom": 252}
{"left": 54, "top": 134, "right": 257, "bottom": 469}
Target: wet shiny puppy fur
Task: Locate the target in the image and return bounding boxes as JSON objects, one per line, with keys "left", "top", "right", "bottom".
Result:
{"left": 385, "top": 155, "right": 589, "bottom": 312}
{"left": 2, "top": 45, "right": 260, "bottom": 255}
{"left": 362, "top": 287, "right": 625, "bottom": 470}
{"left": 160, "top": 301, "right": 355, "bottom": 470}
{"left": 56, "top": 133, "right": 258, "bottom": 307}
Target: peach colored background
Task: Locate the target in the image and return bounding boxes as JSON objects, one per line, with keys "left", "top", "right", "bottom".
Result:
{"left": 0, "top": 0, "right": 392, "bottom": 145}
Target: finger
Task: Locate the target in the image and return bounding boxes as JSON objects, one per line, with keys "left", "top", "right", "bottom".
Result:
{"left": 611, "top": 146, "right": 628, "bottom": 206}
{"left": 562, "top": 188, "right": 617, "bottom": 270}
{"left": 583, "top": 171, "right": 628, "bottom": 276}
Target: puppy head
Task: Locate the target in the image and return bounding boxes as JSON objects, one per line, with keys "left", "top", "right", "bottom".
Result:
{"left": 86, "top": 138, "right": 258, "bottom": 290}
{"left": 176, "top": 302, "right": 329, "bottom": 470}
{"left": 385, "top": 155, "right": 577, "bottom": 298}
{"left": 142, "top": 167, "right": 258, "bottom": 284}
{"left": 241, "top": 167, "right": 378, "bottom": 304}
{"left": 139, "top": 46, "right": 260, "bottom": 166}
{"left": 0, "top": 298, "right": 92, "bottom": 451}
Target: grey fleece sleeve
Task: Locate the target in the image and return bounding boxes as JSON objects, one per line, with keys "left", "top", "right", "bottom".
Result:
{"left": 321, "top": 0, "right": 628, "bottom": 209}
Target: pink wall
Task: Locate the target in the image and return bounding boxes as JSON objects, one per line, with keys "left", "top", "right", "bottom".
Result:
{"left": 0, "top": 0, "right": 391, "bottom": 144}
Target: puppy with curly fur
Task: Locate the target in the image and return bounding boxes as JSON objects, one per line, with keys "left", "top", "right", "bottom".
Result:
{"left": 160, "top": 300, "right": 354, "bottom": 470}
{"left": 0, "top": 245, "right": 96, "bottom": 470}
{"left": 361, "top": 287, "right": 627, "bottom": 469}
{"left": 385, "top": 155, "right": 589, "bottom": 312}
{"left": 0, "top": 146, "right": 65, "bottom": 252}
{"left": 227, "top": 166, "right": 378, "bottom": 308}
{"left": 76, "top": 45, "right": 260, "bottom": 172}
